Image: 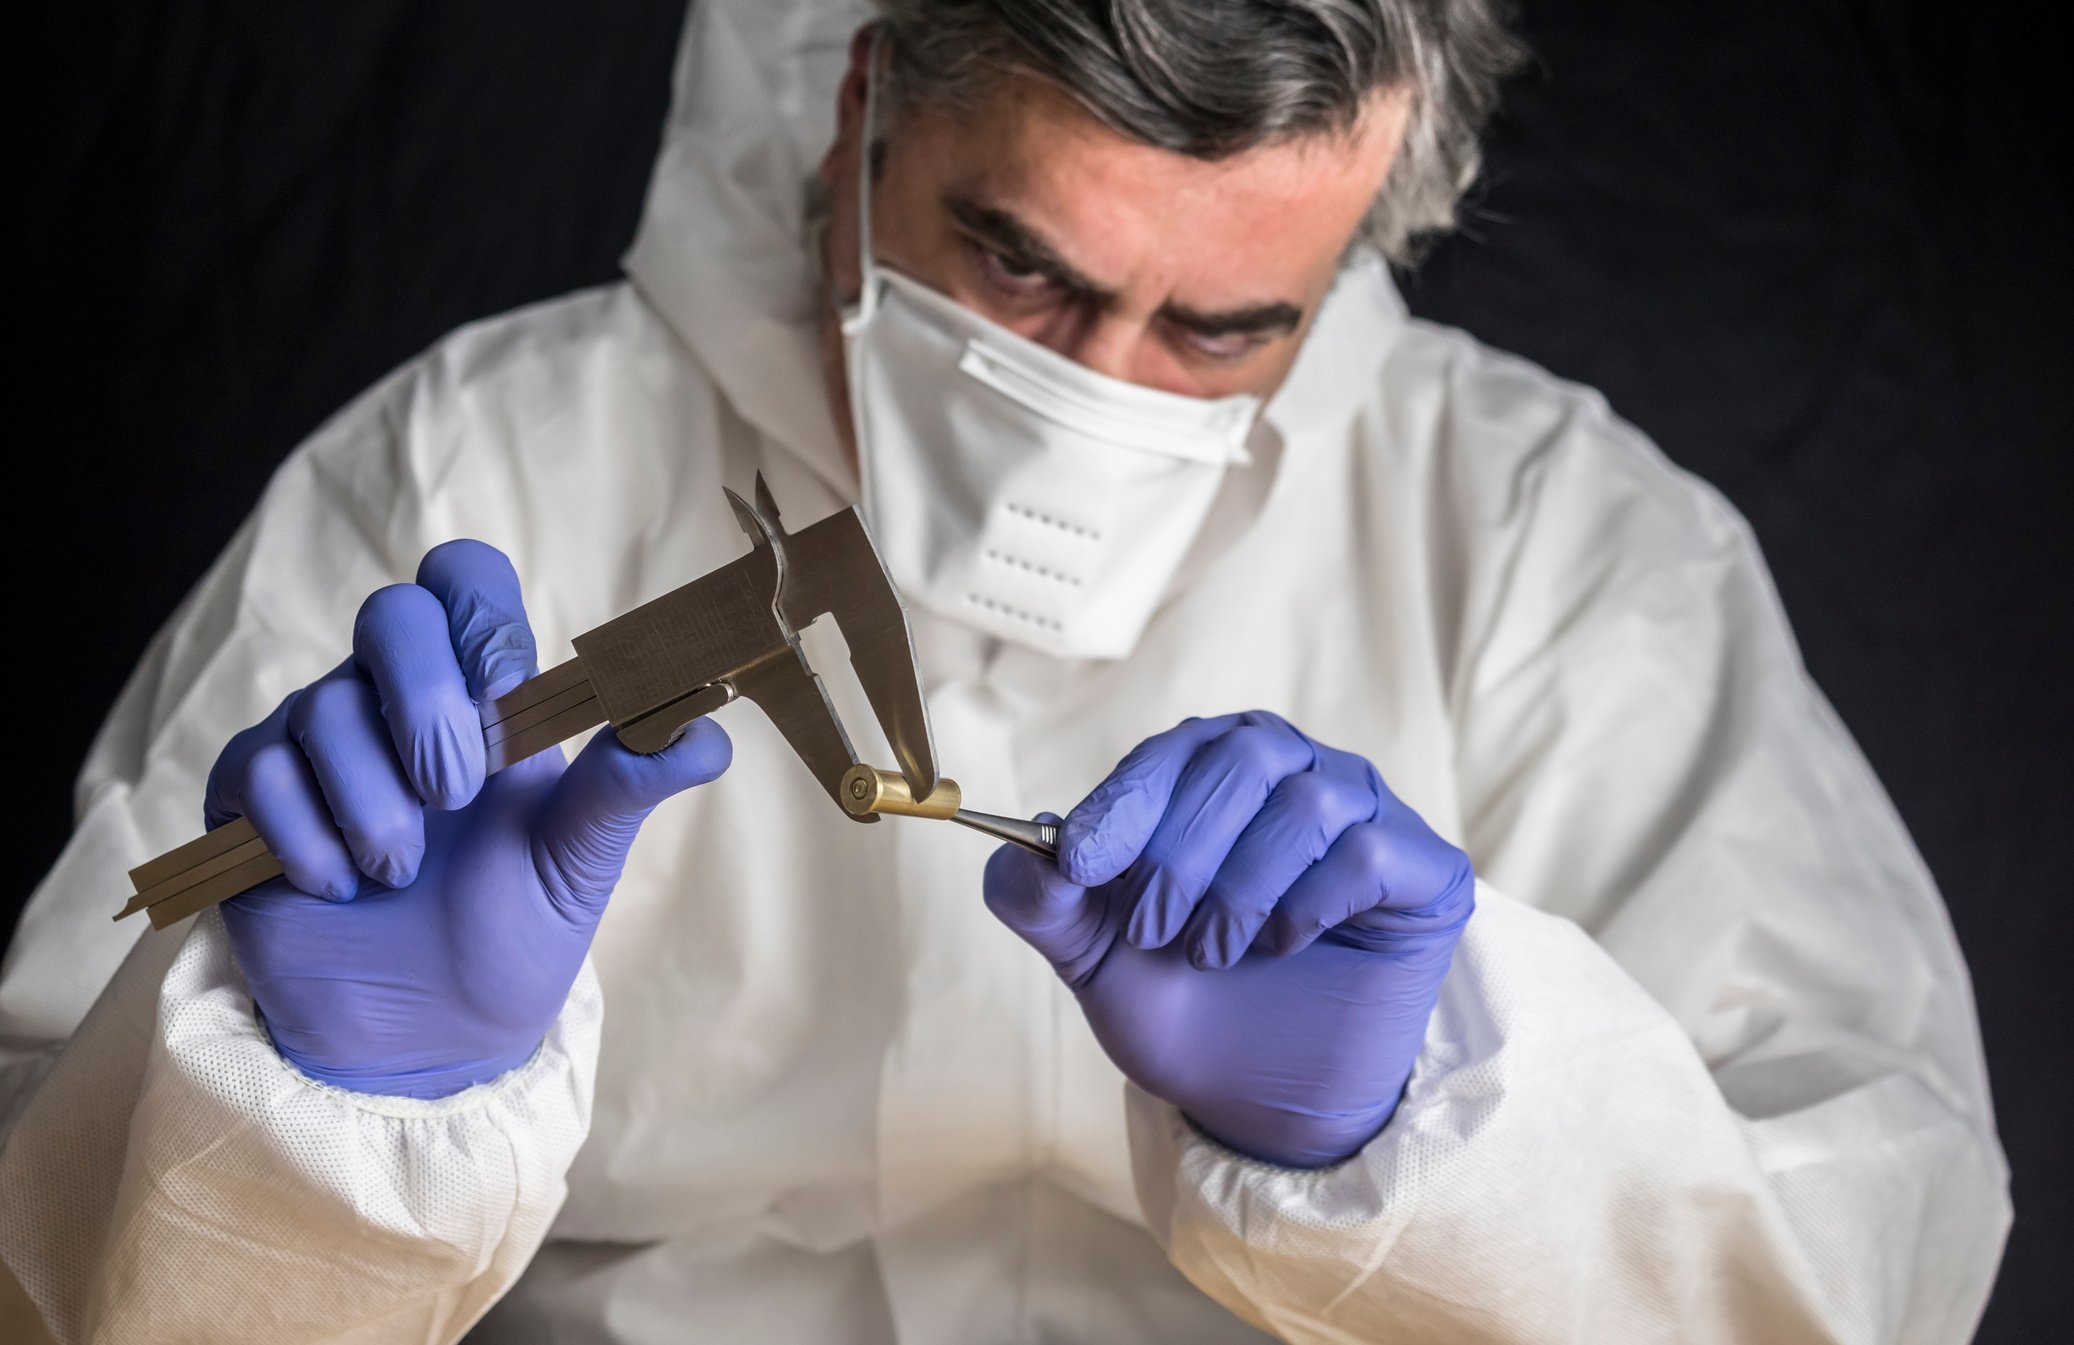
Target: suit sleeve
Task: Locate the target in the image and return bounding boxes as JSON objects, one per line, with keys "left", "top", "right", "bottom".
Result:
{"left": 1128, "top": 348, "right": 2010, "bottom": 1344}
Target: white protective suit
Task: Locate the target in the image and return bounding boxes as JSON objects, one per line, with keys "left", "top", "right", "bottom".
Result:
{"left": 0, "top": 2, "right": 2011, "bottom": 1342}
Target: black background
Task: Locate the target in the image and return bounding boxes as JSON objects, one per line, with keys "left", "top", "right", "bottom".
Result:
{"left": 14, "top": 2, "right": 2070, "bottom": 1336}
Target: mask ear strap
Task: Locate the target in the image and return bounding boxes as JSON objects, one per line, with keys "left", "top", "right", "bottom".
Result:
{"left": 847, "top": 26, "right": 886, "bottom": 326}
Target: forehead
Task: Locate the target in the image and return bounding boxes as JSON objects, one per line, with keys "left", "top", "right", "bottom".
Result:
{"left": 894, "top": 72, "right": 1406, "bottom": 302}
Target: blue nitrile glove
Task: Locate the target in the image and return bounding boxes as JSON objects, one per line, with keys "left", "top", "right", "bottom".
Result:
{"left": 984, "top": 711, "right": 1474, "bottom": 1168}
{"left": 210, "top": 540, "right": 731, "bottom": 1099}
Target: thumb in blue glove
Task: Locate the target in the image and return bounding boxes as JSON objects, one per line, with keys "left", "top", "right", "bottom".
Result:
{"left": 214, "top": 540, "right": 731, "bottom": 1098}
{"left": 984, "top": 711, "right": 1473, "bottom": 1168}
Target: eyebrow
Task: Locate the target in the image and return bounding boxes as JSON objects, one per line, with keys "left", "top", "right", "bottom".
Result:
{"left": 1162, "top": 297, "right": 1304, "bottom": 339}
{"left": 943, "top": 193, "right": 1306, "bottom": 341}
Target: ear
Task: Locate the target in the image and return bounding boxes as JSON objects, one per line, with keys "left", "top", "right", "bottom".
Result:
{"left": 819, "top": 22, "right": 880, "bottom": 188}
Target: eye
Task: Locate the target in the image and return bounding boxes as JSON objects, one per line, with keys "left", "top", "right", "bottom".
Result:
{"left": 975, "top": 244, "right": 1054, "bottom": 298}
{"left": 1178, "top": 327, "right": 1267, "bottom": 364}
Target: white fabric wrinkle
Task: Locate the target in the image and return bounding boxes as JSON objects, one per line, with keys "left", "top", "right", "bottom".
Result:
{"left": 138, "top": 525, "right": 269, "bottom": 768}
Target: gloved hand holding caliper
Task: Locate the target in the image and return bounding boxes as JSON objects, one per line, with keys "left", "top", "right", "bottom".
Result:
{"left": 116, "top": 478, "right": 959, "bottom": 1096}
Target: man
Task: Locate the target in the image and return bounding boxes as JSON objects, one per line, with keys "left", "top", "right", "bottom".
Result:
{"left": 0, "top": 0, "right": 2010, "bottom": 1340}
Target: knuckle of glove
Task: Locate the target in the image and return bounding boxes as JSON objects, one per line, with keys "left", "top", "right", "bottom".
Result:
{"left": 354, "top": 581, "right": 438, "bottom": 645}
{"left": 1277, "top": 769, "right": 1336, "bottom": 814}
{"left": 209, "top": 719, "right": 271, "bottom": 792}
{"left": 1235, "top": 707, "right": 1298, "bottom": 736}
{"left": 206, "top": 705, "right": 289, "bottom": 829}
{"left": 1220, "top": 723, "right": 1290, "bottom": 774}
{"left": 1250, "top": 708, "right": 1324, "bottom": 754}
{"left": 1243, "top": 718, "right": 1321, "bottom": 779}
{"left": 416, "top": 537, "right": 514, "bottom": 590}
{"left": 245, "top": 744, "right": 357, "bottom": 900}
{"left": 1274, "top": 770, "right": 1361, "bottom": 847}
{"left": 1341, "top": 822, "right": 1397, "bottom": 890}
{"left": 286, "top": 674, "right": 365, "bottom": 743}
{"left": 1349, "top": 822, "right": 1478, "bottom": 934}
{"left": 243, "top": 737, "right": 309, "bottom": 807}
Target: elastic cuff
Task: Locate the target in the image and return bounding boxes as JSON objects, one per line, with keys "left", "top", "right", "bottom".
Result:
{"left": 1177, "top": 1106, "right": 1389, "bottom": 1174}
{"left": 255, "top": 1008, "right": 549, "bottom": 1119}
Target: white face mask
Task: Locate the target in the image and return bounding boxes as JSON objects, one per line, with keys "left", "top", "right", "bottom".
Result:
{"left": 838, "top": 50, "right": 1260, "bottom": 662}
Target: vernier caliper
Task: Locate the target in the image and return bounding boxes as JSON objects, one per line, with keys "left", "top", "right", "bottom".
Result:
{"left": 115, "top": 476, "right": 1057, "bottom": 931}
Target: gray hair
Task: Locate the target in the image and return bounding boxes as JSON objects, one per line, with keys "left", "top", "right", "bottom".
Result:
{"left": 870, "top": 0, "right": 1525, "bottom": 265}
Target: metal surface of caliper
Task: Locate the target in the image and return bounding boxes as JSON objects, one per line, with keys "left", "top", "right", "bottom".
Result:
{"left": 116, "top": 475, "right": 1054, "bottom": 931}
